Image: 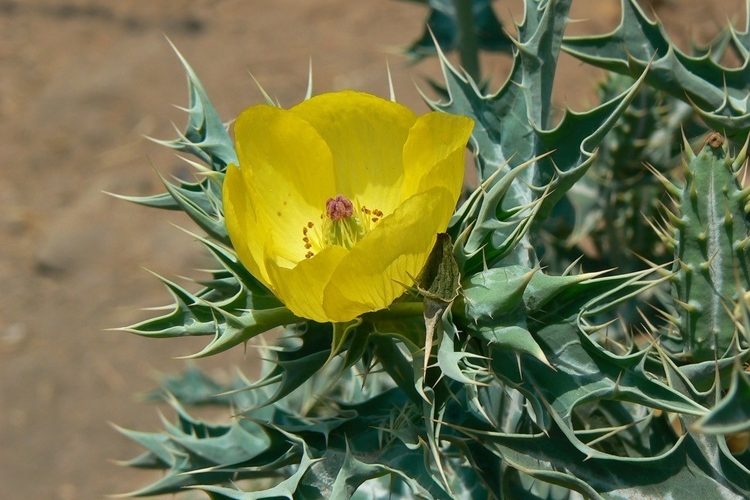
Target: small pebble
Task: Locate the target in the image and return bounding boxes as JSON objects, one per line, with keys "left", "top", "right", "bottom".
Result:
{"left": 1, "top": 323, "right": 26, "bottom": 351}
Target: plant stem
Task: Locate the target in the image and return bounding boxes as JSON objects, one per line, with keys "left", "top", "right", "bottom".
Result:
{"left": 369, "top": 301, "right": 425, "bottom": 320}
{"left": 453, "top": 0, "right": 481, "bottom": 82}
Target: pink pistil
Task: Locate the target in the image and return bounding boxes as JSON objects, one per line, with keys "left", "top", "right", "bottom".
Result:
{"left": 325, "top": 195, "right": 354, "bottom": 221}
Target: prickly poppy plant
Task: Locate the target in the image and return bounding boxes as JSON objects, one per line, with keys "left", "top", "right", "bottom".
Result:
{"left": 113, "top": 1, "right": 750, "bottom": 499}
{"left": 223, "top": 91, "right": 473, "bottom": 323}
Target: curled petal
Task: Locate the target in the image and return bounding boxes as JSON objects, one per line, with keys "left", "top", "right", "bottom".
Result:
{"left": 322, "top": 187, "right": 455, "bottom": 322}
{"left": 266, "top": 245, "right": 348, "bottom": 323}
{"left": 401, "top": 112, "right": 474, "bottom": 202}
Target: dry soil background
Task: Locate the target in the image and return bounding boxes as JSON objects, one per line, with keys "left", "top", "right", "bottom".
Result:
{"left": 0, "top": 0, "right": 745, "bottom": 498}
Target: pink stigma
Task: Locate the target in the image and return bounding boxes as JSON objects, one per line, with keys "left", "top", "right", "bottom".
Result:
{"left": 326, "top": 195, "right": 354, "bottom": 221}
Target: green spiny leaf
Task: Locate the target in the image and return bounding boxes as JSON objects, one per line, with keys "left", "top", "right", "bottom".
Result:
{"left": 563, "top": 0, "right": 750, "bottom": 137}
{"left": 695, "top": 365, "right": 750, "bottom": 435}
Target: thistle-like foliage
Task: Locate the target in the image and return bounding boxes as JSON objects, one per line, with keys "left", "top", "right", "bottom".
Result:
{"left": 563, "top": 0, "right": 750, "bottom": 137}
{"left": 433, "top": 0, "right": 645, "bottom": 272}
{"left": 547, "top": 74, "right": 700, "bottom": 273}
{"left": 113, "top": 1, "right": 750, "bottom": 499}
{"left": 539, "top": 74, "right": 706, "bottom": 330}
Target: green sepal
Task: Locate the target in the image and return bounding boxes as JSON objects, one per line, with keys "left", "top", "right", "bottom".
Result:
{"left": 416, "top": 233, "right": 461, "bottom": 303}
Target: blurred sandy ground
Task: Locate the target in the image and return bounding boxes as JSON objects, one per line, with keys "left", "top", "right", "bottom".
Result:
{"left": 0, "top": 0, "right": 743, "bottom": 498}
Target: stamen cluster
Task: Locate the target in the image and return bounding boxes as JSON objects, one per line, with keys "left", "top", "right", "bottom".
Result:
{"left": 301, "top": 194, "right": 383, "bottom": 257}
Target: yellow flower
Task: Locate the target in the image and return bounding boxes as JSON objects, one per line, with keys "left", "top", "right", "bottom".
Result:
{"left": 222, "top": 90, "right": 473, "bottom": 323}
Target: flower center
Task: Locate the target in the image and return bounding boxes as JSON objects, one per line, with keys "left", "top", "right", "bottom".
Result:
{"left": 326, "top": 195, "right": 354, "bottom": 221}
{"left": 301, "top": 194, "right": 384, "bottom": 258}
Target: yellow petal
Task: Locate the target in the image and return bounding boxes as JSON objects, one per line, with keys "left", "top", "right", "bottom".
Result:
{"left": 233, "top": 104, "right": 337, "bottom": 265}
{"left": 266, "top": 245, "right": 349, "bottom": 323}
{"left": 401, "top": 112, "right": 474, "bottom": 202}
{"left": 223, "top": 163, "right": 271, "bottom": 287}
{"left": 291, "top": 91, "right": 417, "bottom": 215}
{"left": 322, "top": 187, "right": 455, "bottom": 322}
{"left": 225, "top": 91, "right": 475, "bottom": 324}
